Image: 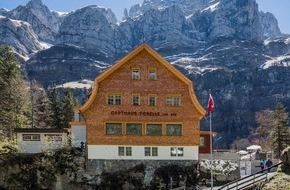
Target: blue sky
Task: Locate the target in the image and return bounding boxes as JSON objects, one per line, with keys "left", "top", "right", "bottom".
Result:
{"left": 1, "top": 0, "right": 289, "bottom": 34}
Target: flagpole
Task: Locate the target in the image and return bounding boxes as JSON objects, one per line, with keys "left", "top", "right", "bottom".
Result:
{"left": 207, "top": 91, "right": 214, "bottom": 189}
{"left": 210, "top": 111, "right": 213, "bottom": 189}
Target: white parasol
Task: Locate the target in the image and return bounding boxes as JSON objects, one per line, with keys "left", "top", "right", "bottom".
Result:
{"left": 246, "top": 145, "right": 262, "bottom": 151}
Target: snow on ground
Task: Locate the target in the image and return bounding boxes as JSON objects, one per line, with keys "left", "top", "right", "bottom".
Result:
{"left": 55, "top": 79, "right": 94, "bottom": 89}
{"left": 202, "top": 1, "right": 220, "bottom": 12}
{"left": 260, "top": 54, "right": 290, "bottom": 69}
{"left": 39, "top": 41, "right": 53, "bottom": 49}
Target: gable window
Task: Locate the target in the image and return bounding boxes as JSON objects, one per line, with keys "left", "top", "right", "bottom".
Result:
{"left": 166, "top": 124, "right": 182, "bottom": 136}
{"left": 200, "top": 137, "right": 206, "bottom": 147}
{"left": 107, "top": 94, "right": 122, "bottom": 105}
{"left": 132, "top": 94, "right": 140, "bottom": 105}
{"left": 118, "top": 147, "right": 132, "bottom": 156}
{"left": 126, "top": 123, "right": 142, "bottom": 135}
{"left": 166, "top": 95, "right": 181, "bottom": 106}
{"left": 145, "top": 147, "right": 158, "bottom": 156}
{"left": 23, "top": 134, "right": 40, "bottom": 141}
{"left": 148, "top": 68, "right": 156, "bottom": 80}
{"left": 148, "top": 94, "right": 156, "bottom": 106}
{"left": 171, "top": 147, "right": 184, "bottom": 157}
{"left": 146, "top": 124, "right": 162, "bottom": 135}
{"left": 132, "top": 68, "right": 140, "bottom": 80}
{"left": 106, "top": 123, "right": 122, "bottom": 135}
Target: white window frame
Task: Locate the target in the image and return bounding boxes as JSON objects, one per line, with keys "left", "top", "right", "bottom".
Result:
{"left": 200, "top": 136, "right": 206, "bottom": 147}
{"left": 148, "top": 94, "right": 156, "bottom": 106}
{"left": 132, "top": 94, "right": 140, "bottom": 105}
{"left": 107, "top": 94, "right": 122, "bottom": 105}
{"left": 148, "top": 68, "right": 156, "bottom": 80}
{"left": 170, "top": 147, "right": 184, "bottom": 157}
{"left": 132, "top": 68, "right": 140, "bottom": 80}
{"left": 145, "top": 147, "right": 158, "bottom": 156}
{"left": 118, "top": 147, "right": 132, "bottom": 156}
{"left": 166, "top": 95, "right": 181, "bottom": 106}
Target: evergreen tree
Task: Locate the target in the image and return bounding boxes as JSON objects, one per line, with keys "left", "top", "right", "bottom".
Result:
{"left": 49, "top": 87, "right": 64, "bottom": 128}
{"left": 271, "top": 102, "right": 290, "bottom": 158}
{"left": 30, "top": 80, "right": 53, "bottom": 128}
{"left": 0, "top": 46, "right": 31, "bottom": 139}
{"left": 62, "top": 88, "right": 78, "bottom": 128}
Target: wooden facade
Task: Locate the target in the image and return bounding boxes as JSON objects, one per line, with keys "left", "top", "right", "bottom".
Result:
{"left": 77, "top": 43, "right": 206, "bottom": 160}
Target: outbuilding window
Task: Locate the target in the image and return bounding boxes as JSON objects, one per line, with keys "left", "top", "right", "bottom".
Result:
{"left": 23, "top": 134, "right": 40, "bottom": 141}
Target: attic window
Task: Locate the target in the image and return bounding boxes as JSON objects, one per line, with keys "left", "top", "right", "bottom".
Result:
{"left": 148, "top": 68, "right": 156, "bottom": 80}
{"left": 132, "top": 68, "right": 140, "bottom": 80}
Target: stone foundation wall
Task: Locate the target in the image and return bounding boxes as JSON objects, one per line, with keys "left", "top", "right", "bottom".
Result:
{"left": 87, "top": 159, "right": 198, "bottom": 175}
{"left": 85, "top": 159, "right": 199, "bottom": 188}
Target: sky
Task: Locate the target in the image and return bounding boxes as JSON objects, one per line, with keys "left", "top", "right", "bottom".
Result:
{"left": 0, "top": 0, "right": 289, "bottom": 34}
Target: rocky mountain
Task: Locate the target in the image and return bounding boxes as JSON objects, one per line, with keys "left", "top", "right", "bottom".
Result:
{"left": 3, "top": 0, "right": 62, "bottom": 44}
{"left": 259, "top": 11, "right": 281, "bottom": 38}
{"left": 1, "top": 0, "right": 290, "bottom": 147}
{"left": 0, "top": 16, "right": 43, "bottom": 57}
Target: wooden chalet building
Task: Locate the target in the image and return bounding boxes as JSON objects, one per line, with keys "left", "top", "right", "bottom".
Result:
{"left": 70, "top": 43, "right": 206, "bottom": 171}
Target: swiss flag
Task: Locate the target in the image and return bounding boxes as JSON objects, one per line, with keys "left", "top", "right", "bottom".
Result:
{"left": 207, "top": 94, "right": 214, "bottom": 113}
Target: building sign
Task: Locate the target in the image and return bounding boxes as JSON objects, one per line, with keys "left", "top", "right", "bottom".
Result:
{"left": 110, "top": 111, "right": 177, "bottom": 116}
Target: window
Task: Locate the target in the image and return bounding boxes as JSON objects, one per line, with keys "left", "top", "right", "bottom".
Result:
{"left": 107, "top": 94, "right": 122, "bottom": 105}
{"left": 44, "top": 134, "right": 62, "bottom": 141}
{"left": 171, "top": 147, "right": 184, "bottom": 157}
{"left": 149, "top": 68, "right": 156, "bottom": 80}
{"left": 200, "top": 137, "right": 206, "bottom": 147}
{"left": 118, "top": 147, "right": 132, "bottom": 156}
{"left": 132, "top": 94, "right": 140, "bottom": 105}
{"left": 126, "top": 123, "right": 142, "bottom": 135}
{"left": 119, "top": 147, "right": 125, "bottom": 156}
{"left": 145, "top": 147, "right": 158, "bottom": 156}
{"left": 23, "top": 134, "right": 40, "bottom": 141}
{"left": 166, "top": 96, "right": 181, "bottom": 106}
{"left": 106, "top": 123, "right": 122, "bottom": 135}
{"left": 152, "top": 147, "right": 158, "bottom": 156}
{"left": 132, "top": 68, "right": 140, "bottom": 80}
{"left": 166, "top": 124, "right": 182, "bottom": 136}
{"left": 148, "top": 95, "right": 156, "bottom": 106}
{"left": 146, "top": 124, "right": 162, "bottom": 135}
{"left": 145, "top": 147, "right": 151, "bottom": 156}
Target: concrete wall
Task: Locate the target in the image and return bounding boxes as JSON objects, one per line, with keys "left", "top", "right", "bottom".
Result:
{"left": 71, "top": 125, "right": 86, "bottom": 148}
{"left": 17, "top": 132, "right": 68, "bottom": 153}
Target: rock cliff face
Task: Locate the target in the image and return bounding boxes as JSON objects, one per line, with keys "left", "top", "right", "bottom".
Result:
{"left": 4, "top": 0, "right": 61, "bottom": 43}
{"left": 56, "top": 6, "right": 120, "bottom": 55}
{"left": 129, "top": 0, "right": 213, "bottom": 18}
{"left": 259, "top": 11, "right": 281, "bottom": 39}
{"left": 0, "top": 16, "right": 43, "bottom": 55}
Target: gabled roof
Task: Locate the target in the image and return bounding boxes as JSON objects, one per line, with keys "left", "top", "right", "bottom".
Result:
{"left": 80, "top": 43, "right": 206, "bottom": 117}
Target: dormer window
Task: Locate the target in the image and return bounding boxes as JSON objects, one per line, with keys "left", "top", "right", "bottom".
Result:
{"left": 132, "top": 68, "right": 140, "bottom": 80}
